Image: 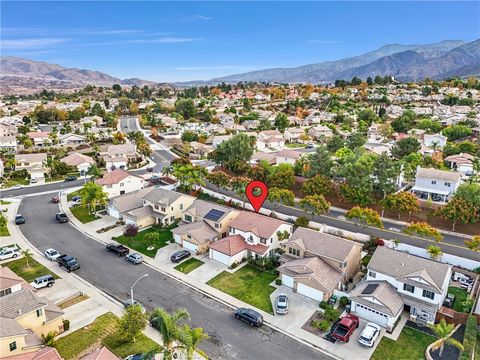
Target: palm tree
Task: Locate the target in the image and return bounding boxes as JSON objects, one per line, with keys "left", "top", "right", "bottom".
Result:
{"left": 41, "top": 331, "right": 58, "bottom": 346}
{"left": 430, "top": 319, "right": 464, "bottom": 358}
{"left": 80, "top": 182, "right": 108, "bottom": 214}
{"left": 21, "top": 249, "right": 33, "bottom": 268}
{"left": 150, "top": 307, "right": 190, "bottom": 360}
{"left": 179, "top": 324, "right": 209, "bottom": 360}
{"left": 426, "top": 245, "right": 443, "bottom": 261}
{"left": 162, "top": 165, "right": 173, "bottom": 178}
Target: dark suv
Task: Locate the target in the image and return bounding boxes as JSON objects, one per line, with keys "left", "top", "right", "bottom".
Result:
{"left": 55, "top": 213, "right": 68, "bottom": 223}
{"left": 64, "top": 176, "right": 77, "bottom": 182}
{"left": 57, "top": 255, "right": 80, "bottom": 272}
{"left": 235, "top": 308, "right": 263, "bottom": 327}
{"left": 170, "top": 250, "right": 191, "bottom": 263}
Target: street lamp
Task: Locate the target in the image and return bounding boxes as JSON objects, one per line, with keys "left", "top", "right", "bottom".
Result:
{"left": 130, "top": 273, "right": 148, "bottom": 304}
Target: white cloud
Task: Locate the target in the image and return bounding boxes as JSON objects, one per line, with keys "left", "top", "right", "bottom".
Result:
{"left": 1, "top": 38, "right": 68, "bottom": 50}
{"left": 180, "top": 14, "right": 213, "bottom": 22}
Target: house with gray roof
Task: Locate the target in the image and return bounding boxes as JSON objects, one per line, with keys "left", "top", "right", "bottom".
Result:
{"left": 350, "top": 246, "right": 452, "bottom": 330}
{"left": 410, "top": 166, "right": 462, "bottom": 202}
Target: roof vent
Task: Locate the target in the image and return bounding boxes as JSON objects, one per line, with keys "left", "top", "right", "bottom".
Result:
{"left": 18, "top": 309, "right": 22, "bottom": 315}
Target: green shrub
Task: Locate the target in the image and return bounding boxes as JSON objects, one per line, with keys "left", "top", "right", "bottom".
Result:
{"left": 461, "top": 315, "right": 477, "bottom": 360}
{"left": 319, "top": 301, "right": 329, "bottom": 309}
{"left": 317, "top": 319, "right": 332, "bottom": 332}
{"left": 275, "top": 279, "right": 282, "bottom": 286}
{"left": 339, "top": 296, "right": 349, "bottom": 307}
{"left": 324, "top": 307, "right": 340, "bottom": 322}
{"left": 230, "top": 262, "right": 238, "bottom": 269}
{"left": 361, "top": 255, "right": 372, "bottom": 267}
{"left": 294, "top": 216, "right": 309, "bottom": 228}
{"left": 63, "top": 319, "right": 70, "bottom": 331}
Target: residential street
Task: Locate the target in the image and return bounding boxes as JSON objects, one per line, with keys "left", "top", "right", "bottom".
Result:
{"left": 17, "top": 193, "right": 333, "bottom": 360}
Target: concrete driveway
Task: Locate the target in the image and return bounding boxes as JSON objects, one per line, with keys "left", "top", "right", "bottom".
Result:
{"left": 188, "top": 259, "right": 228, "bottom": 283}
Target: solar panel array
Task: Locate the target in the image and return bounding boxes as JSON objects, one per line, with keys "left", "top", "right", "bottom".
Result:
{"left": 204, "top": 209, "right": 225, "bottom": 222}
{"left": 362, "top": 283, "right": 378, "bottom": 295}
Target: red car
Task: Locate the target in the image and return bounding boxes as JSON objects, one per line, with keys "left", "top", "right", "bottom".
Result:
{"left": 331, "top": 314, "right": 359, "bottom": 343}
{"left": 51, "top": 196, "right": 60, "bottom": 203}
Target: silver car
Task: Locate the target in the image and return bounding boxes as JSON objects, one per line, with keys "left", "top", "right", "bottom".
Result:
{"left": 126, "top": 252, "right": 143, "bottom": 265}
{"left": 275, "top": 294, "right": 289, "bottom": 314}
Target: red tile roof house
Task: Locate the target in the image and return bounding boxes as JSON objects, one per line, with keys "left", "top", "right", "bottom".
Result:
{"left": 96, "top": 169, "right": 145, "bottom": 198}
{"left": 208, "top": 212, "right": 293, "bottom": 266}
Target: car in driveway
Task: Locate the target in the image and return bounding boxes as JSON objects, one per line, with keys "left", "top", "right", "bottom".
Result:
{"left": 45, "top": 248, "right": 61, "bottom": 261}
{"left": 57, "top": 254, "right": 80, "bottom": 272}
{"left": 15, "top": 214, "right": 25, "bottom": 224}
{"left": 106, "top": 243, "right": 130, "bottom": 257}
{"left": 275, "top": 294, "right": 289, "bottom": 314}
{"left": 64, "top": 176, "right": 77, "bottom": 182}
{"left": 170, "top": 250, "right": 191, "bottom": 263}
{"left": 0, "top": 246, "right": 20, "bottom": 261}
{"left": 55, "top": 212, "right": 68, "bottom": 223}
{"left": 234, "top": 308, "right": 263, "bottom": 327}
{"left": 126, "top": 252, "right": 143, "bottom": 264}
{"left": 124, "top": 355, "right": 144, "bottom": 360}
{"left": 331, "top": 314, "right": 359, "bottom": 343}
{"left": 30, "top": 274, "right": 55, "bottom": 290}
{"left": 51, "top": 196, "right": 60, "bottom": 203}
{"left": 358, "top": 322, "right": 381, "bottom": 347}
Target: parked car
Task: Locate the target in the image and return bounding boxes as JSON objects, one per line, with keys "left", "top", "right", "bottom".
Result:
{"left": 15, "top": 214, "right": 25, "bottom": 225}
{"left": 328, "top": 295, "right": 338, "bottom": 307}
{"left": 126, "top": 252, "right": 143, "bottom": 264}
{"left": 453, "top": 272, "right": 471, "bottom": 282}
{"left": 170, "top": 250, "right": 191, "bottom": 263}
{"left": 55, "top": 213, "right": 68, "bottom": 223}
{"left": 234, "top": 308, "right": 263, "bottom": 327}
{"left": 460, "top": 277, "right": 474, "bottom": 291}
{"left": 71, "top": 195, "right": 81, "bottom": 202}
{"left": 30, "top": 274, "right": 55, "bottom": 290}
{"left": 45, "top": 248, "right": 61, "bottom": 261}
{"left": 106, "top": 243, "right": 130, "bottom": 257}
{"left": 331, "top": 314, "right": 359, "bottom": 343}
{"left": 30, "top": 178, "right": 38, "bottom": 184}
{"left": 147, "top": 167, "right": 154, "bottom": 172}
{"left": 358, "top": 322, "right": 381, "bottom": 347}
{"left": 64, "top": 176, "right": 77, "bottom": 182}
{"left": 57, "top": 254, "right": 80, "bottom": 272}
{"left": 275, "top": 294, "right": 289, "bottom": 314}
{"left": 51, "top": 196, "right": 60, "bottom": 203}
{"left": 124, "top": 355, "right": 143, "bottom": 360}
{"left": 443, "top": 293, "right": 455, "bottom": 308}
{"left": 10, "top": 184, "right": 22, "bottom": 190}
{"left": 0, "top": 246, "right": 20, "bottom": 260}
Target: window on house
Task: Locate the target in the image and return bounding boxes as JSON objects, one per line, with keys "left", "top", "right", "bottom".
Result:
{"left": 248, "top": 235, "right": 253, "bottom": 242}
{"left": 107, "top": 185, "right": 112, "bottom": 189}
{"left": 422, "top": 290, "right": 435, "bottom": 300}
{"left": 154, "top": 205, "right": 159, "bottom": 210}
{"left": 431, "top": 180, "right": 437, "bottom": 185}
{"left": 161, "top": 207, "right": 166, "bottom": 212}
{"left": 231, "top": 228, "right": 235, "bottom": 234}
{"left": 187, "top": 234, "right": 191, "bottom": 239}
{"left": 180, "top": 204, "right": 184, "bottom": 210}
{"left": 171, "top": 207, "right": 173, "bottom": 211}
{"left": 341, "top": 261, "right": 347, "bottom": 268}
{"left": 185, "top": 215, "right": 192, "bottom": 222}
{"left": 403, "top": 283, "right": 415, "bottom": 293}
{"left": 215, "top": 223, "right": 220, "bottom": 229}
{"left": 120, "top": 183, "right": 124, "bottom": 187}
{"left": 260, "top": 238, "right": 266, "bottom": 244}
{"left": 445, "top": 182, "right": 451, "bottom": 187}
{"left": 369, "top": 271, "right": 376, "bottom": 278}
{"left": 0, "top": 288, "right": 12, "bottom": 297}
{"left": 36, "top": 309, "right": 43, "bottom": 317}
{"left": 9, "top": 342, "right": 16, "bottom": 351}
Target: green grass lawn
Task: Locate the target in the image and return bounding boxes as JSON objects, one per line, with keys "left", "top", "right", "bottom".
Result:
{"left": 174, "top": 258, "right": 204, "bottom": 274}
{"left": 67, "top": 189, "right": 81, "bottom": 201}
{"left": 0, "top": 200, "right": 12, "bottom": 205}
{"left": 448, "top": 286, "right": 471, "bottom": 312}
{"left": 4, "top": 257, "right": 59, "bottom": 282}
{"left": 0, "top": 225, "right": 10, "bottom": 237}
{"left": 285, "top": 143, "right": 307, "bottom": 148}
{"left": 371, "top": 326, "right": 435, "bottom": 360}
{"left": 70, "top": 206, "right": 99, "bottom": 223}
{"left": 46, "top": 172, "right": 80, "bottom": 183}
{"left": 55, "top": 312, "right": 161, "bottom": 360}
{"left": 207, "top": 264, "right": 277, "bottom": 313}
{"left": 115, "top": 226, "right": 174, "bottom": 258}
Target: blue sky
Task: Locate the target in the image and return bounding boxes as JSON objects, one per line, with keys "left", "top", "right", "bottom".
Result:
{"left": 1, "top": 1, "right": 479, "bottom": 82}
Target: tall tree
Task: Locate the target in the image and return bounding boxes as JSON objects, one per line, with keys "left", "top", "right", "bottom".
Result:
{"left": 299, "top": 195, "right": 331, "bottom": 219}
{"left": 373, "top": 153, "right": 400, "bottom": 197}
{"left": 345, "top": 206, "right": 384, "bottom": 228}
{"left": 80, "top": 181, "right": 108, "bottom": 214}
{"left": 391, "top": 137, "right": 421, "bottom": 159}
{"left": 179, "top": 324, "right": 209, "bottom": 360}
{"left": 175, "top": 99, "right": 196, "bottom": 120}
{"left": 430, "top": 319, "right": 464, "bottom": 358}
{"left": 426, "top": 245, "right": 443, "bottom": 261}
{"left": 274, "top": 112, "right": 290, "bottom": 132}
{"left": 119, "top": 304, "right": 147, "bottom": 343}
{"left": 267, "top": 163, "right": 295, "bottom": 190}
{"left": 437, "top": 197, "right": 473, "bottom": 231}
{"left": 302, "top": 175, "right": 332, "bottom": 196}
{"left": 268, "top": 187, "right": 295, "bottom": 210}
{"left": 381, "top": 192, "right": 420, "bottom": 220}
{"left": 308, "top": 145, "right": 333, "bottom": 178}
{"left": 208, "top": 133, "right": 254, "bottom": 174}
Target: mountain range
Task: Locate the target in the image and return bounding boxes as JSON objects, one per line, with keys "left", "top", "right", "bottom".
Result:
{"left": 1, "top": 39, "right": 479, "bottom": 94}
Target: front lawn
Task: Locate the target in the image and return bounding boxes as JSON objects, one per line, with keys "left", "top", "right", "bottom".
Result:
{"left": 0, "top": 224, "right": 10, "bottom": 237}
{"left": 4, "top": 257, "right": 59, "bottom": 282}
{"left": 448, "top": 286, "right": 471, "bottom": 312}
{"left": 70, "top": 206, "right": 99, "bottom": 224}
{"left": 174, "top": 258, "right": 204, "bottom": 274}
{"left": 0, "top": 200, "right": 11, "bottom": 205}
{"left": 371, "top": 326, "right": 435, "bottom": 360}
{"left": 207, "top": 264, "right": 277, "bottom": 313}
{"left": 114, "top": 225, "right": 174, "bottom": 258}
{"left": 55, "top": 312, "right": 160, "bottom": 359}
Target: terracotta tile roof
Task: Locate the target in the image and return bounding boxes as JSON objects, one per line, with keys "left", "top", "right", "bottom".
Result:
{"left": 2, "top": 347, "right": 62, "bottom": 360}
{"left": 96, "top": 169, "right": 141, "bottom": 186}
{"left": 209, "top": 235, "right": 246, "bottom": 256}
{"left": 27, "top": 131, "right": 49, "bottom": 139}
{"left": 61, "top": 152, "right": 95, "bottom": 166}
{"left": 229, "top": 211, "right": 289, "bottom": 239}
{"left": 80, "top": 346, "right": 119, "bottom": 360}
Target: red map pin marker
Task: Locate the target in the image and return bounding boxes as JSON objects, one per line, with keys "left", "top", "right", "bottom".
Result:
{"left": 245, "top": 180, "right": 268, "bottom": 213}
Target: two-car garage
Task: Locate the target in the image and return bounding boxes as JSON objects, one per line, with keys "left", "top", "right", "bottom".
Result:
{"left": 281, "top": 274, "right": 324, "bottom": 301}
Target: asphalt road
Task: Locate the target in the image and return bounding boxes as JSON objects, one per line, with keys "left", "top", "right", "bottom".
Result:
{"left": 18, "top": 194, "right": 332, "bottom": 360}
{"left": 1, "top": 179, "right": 84, "bottom": 198}
{"left": 205, "top": 183, "right": 480, "bottom": 262}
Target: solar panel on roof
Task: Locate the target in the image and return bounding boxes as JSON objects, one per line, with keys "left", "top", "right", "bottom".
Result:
{"left": 204, "top": 209, "right": 225, "bottom": 222}
{"left": 362, "top": 284, "right": 378, "bottom": 295}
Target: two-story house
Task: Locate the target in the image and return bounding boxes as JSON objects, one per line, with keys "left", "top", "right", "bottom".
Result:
{"left": 172, "top": 200, "right": 240, "bottom": 254}
{"left": 0, "top": 136, "right": 17, "bottom": 154}
{"left": 308, "top": 125, "right": 333, "bottom": 141}
{"left": 411, "top": 167, "right": 462, "bottom": 202}
{"left": 208, "top": 211, "right": 293, "bottom": 266}
{"left": 283, "top": 128, "right": 305, "bottom": 143}
{"left": 14, "top": 153, "right": 47, "bottom": 181}
{"left": 350, "top": 247, "right": 452, "bottom": 330}
{"left": 27, "top": 132, "right": 50, "bottom": 148}
{"left": 278, "top": 227, "right": 362, "bottom": 302}
{"left": 96, "top": 169, "right": 144, "bottom": 198}
{"left": 256, "top": 130, "right": 285, "bottom": 152}
{"left": 423, "top": 133, "right": 448, "bottom": 150}
{"left": 60, "top": 152, "right": 95, "bottom": 175}
{"left": 102, "top": 144, "right": 138, "bottom": 172}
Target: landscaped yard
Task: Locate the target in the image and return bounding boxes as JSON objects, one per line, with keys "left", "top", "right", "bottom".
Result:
{"left": 4, "top": 257, "right": 59, "bottom": 282}
{"left": 207, "top": 264, "right": 277, "bottom": 313}
{"left": 371, "top": 326, "right": 435, "bottom": 360}
{"left": 55, "top": 312, "right": 161, "bottom": 359}
{"left": 448, "top": 286, "right": 471, "bottom": 312}
{"left": 115, "top": 225, "right": 174, "bottom": 258}
{"left": 0, "top": 223, "right": 10, "bottom": 237}
{"left": 174, "top": 258, "right": 204, "bottom": 274}
{"left": 70, "top": 206, "right": 99, "bottom": 224}
{"left": 0, "top": 200, "right": 11, "bottom": 205}
{"left": 67, "top": 189, "right": 81, "bottom": 201}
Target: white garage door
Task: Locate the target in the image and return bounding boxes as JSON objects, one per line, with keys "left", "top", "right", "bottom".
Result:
{"left": 209, "top": 249, "right": 232, "bottom": 266}
{"left": 353, "top": 303, "right": 389, "bottom": 326}
{"left": 281, "top": 274, "right": 294, "bottom": 288}
{"left": 297, "top": 283, "right": 324, "bottom": 301}
{"left": 183, "top": 240, "right": 198, "bottom": 253}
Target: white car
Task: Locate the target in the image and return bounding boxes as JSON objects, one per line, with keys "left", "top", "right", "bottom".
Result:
{"left": 10, "top": 184, "right": 22, "bottom": 190}
{"left": 358, "top": 322, "right": 381, "bottom": 347}
{"left": 45, "top": 248, "right": 61, "bottom": 261}
{"left": 0, "top": 246, "right": 20, "bottom": 261}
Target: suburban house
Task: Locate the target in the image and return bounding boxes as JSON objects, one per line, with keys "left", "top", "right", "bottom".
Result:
{"left": 275, "top": 149, "right": 303, "bottom": 165}
{"left": 172, "top": 200, "right": 240, "bottom": 254}
{"left": 208, "top": 212, "right": 293, "bottom": 266}
{"left": 80, "top": 346, "right": 118, "bottom": 360}
{"left": 0, "top": 124, "right": 18, "bottom": 137}
{"left": 107, "top": 187, "right": 155, "bottom": 220}
{"left": 423, "top": 133, "right": 448, "bottom": 149}
{"left": 80, "top": 115, "right": 103, "bottom": 126}
{"left": 188, "top": 142, "right": 213, "bottom": 159}
{"left": 102, "top": 144, "right": 138, "bottom": 172}
{"left": 0, "top": 288, "right": 64, "bottom": 357}
{"left": 14, "top": 153, "right": 47, "bottom": 181}
{"left": 211, "top": 135, "right": 233, "bottom": 149}
{"left": 350, "top": 246, "right": 451, "bottom": 330}
{"left": 123, "top": 188, "right": 195, "bottom": 228}
{"left": 96, "top": 169, "right": 145, "bottom": 198}
{"left": 0, "top": 267, "right": 35, "bottom": 298}
{"left": 410, "top": 167, "right": 462, "bottom": 202}
{"left": 307, "top": 125, "right": 334, "bottom": 141}
{"left": 278, "top": 227, "right": 362, "bottom": 302}
{"left": 2, "top": 347, "right": 62, "bottom": 360}
{"left": 60, "top": 152, "right": 95, "bottom": 174}
{"left": 256, "top": 130, "right": 285, "bottom": 152}
{"left": 27, "top": 132, "right": 50, "bottom": 148}
{"left": 444, "top": 153, "right": 475, "bottom": 174}
{"left": 0, "top": 136, "right": 17, "bottom": 154}
{"left": 284, "top": 127, "right": 306, "bottom": 143}
{"left": 59, "top": 133, "right": 86, "bottom": 147}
